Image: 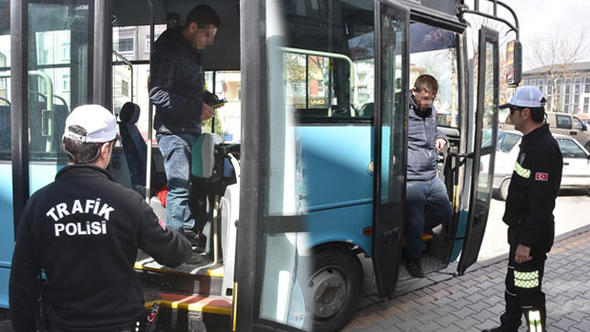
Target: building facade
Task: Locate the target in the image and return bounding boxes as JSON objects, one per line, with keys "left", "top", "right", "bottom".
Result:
{"left": 522, "top": 62, "right": 590, "bottom": 115}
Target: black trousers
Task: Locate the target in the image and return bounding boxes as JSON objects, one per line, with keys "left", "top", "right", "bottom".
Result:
{"left": 500, "top": 243, "right": 547, "bottom": 331}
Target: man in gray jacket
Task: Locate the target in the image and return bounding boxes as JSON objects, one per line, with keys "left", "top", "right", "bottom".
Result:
{"left": 404, "top": 74, "right": 453, "bottom": 278}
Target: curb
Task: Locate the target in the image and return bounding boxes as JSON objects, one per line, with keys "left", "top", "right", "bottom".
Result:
{"left": 470, "top": 223, "right": 590, "bottom": 272}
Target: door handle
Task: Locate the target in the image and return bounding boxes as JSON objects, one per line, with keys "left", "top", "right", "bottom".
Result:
{"left": 564, "top": 162, "right": 570, "bottom": 166}
{"left": 570, "top": 131, "right": 577, "bottom": 135}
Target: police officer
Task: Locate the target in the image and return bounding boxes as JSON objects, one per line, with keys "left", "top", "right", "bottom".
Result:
{"left": 9, "top": 105, "right": 192, "bottom": 331}
{"left": 483, "top": 86, "right": 563, "bottom": 332}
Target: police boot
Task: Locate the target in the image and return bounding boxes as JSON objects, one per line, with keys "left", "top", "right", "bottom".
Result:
{"left": 482, "top": 327, "right": 518, "bottom": 332}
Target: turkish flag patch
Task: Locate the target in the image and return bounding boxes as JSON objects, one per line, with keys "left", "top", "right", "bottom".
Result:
{"left": 535, "top": 172, "right": 549, "bottom": 181}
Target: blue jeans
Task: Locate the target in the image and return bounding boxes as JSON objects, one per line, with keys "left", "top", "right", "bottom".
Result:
{"left": 405, "top": 177, "right": 453, "bottom": 260}
{"left": 157, "top": 132, "right": 198, "bottom": 231}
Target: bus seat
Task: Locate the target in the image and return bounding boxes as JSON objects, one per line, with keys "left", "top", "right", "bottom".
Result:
{"left": 52, "top": 103, "right": 70, "bottom": 150}
{"left": 358, "top": 102, "right": 374, "bottom": 118}
{"left": 119, "top": 102, "right": 147, "bottom": 187}
{"left": 191, "top": 133, "right": 222, "bottom": 178}
{"left": 0, "top": 104, "right": 10, "bottom": 152}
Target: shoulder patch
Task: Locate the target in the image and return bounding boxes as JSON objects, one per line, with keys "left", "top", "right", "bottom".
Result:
{"left": 535, "top": 172, "right": 549, "bottom": 181}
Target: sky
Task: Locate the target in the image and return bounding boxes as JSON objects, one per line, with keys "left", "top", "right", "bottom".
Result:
{"left": 498, "top": 0, "right": 590, "bottom": 70}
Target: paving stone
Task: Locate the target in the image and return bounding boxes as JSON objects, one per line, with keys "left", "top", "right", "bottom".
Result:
{"left": 345, "top": 231, "right": 590, "bottom": 332}
{"left": 553, "top": 317, "right": 579, "bottom": 331}
{"left": 450, "top": 306, "right": 476, "bottom": 320}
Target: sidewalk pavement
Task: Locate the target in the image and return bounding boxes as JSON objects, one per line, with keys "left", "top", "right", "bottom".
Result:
{"left": 344, "top": 227, "right": 590, "bottom": 332}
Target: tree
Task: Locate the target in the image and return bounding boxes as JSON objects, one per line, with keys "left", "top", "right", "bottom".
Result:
{"left": 528, "top": 30, "right": 587, "bottom": 112}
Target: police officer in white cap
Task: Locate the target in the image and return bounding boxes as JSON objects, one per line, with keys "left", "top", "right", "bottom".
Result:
{"left": 9, "top": 105, "right": 192, "bottom": 331}
{"left": 483, "top": 87, "right": 563, "bottom": 332}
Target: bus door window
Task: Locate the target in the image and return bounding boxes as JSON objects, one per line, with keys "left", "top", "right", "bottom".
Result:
{"left": 409, "top": 23, "right": 459, "bottom": 129}
{"left": 0, "top": 2, "right": 9, "bottom": 158}
{"left": 27, "top": 1, "right": 93, "bottom": 191}
{"left": 408, "top": 23, "right": 460, "bottom": 199}
{"left": 202, "top": 71, "right": 241, "bottom": 141}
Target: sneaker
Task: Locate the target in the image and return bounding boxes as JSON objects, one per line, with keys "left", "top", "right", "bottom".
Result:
{"left": 403, "top": 258, "right": 425, "bottom": 278}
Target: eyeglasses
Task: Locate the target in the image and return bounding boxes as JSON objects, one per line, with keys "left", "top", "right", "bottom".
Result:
{"left": 509, "top": 107, "right": 523, "bottom": 115}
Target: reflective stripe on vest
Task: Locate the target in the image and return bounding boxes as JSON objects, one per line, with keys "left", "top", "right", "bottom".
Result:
{"left": 514, "top": 270, "right": 539, "bottom": 288}
{"left": 515, "top": 161, "right": 531, "bottom": 179}
{"left": 528, "top": 309, "right": 542, "bottom": 332}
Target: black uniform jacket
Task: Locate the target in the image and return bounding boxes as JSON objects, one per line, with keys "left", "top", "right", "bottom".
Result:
{"left": 149, "top": 26, "right": 205, "bottom": 135}
{"left": 502, "top": 124, "right": 563, "bottom": 252}
{"left": 9, "top": 165, "right": 192, "bottom": 331}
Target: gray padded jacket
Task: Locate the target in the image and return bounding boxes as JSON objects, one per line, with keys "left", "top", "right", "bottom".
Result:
{"left": 407, "top": 95, "right": 447, "bottom": 181}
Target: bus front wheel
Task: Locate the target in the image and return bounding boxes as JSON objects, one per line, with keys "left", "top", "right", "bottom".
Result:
{"left": 302, "top": 247, "right": 363, "bottom": 332}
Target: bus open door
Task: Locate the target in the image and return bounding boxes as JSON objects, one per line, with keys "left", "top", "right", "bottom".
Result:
{"left": 458, "top": 26, "right": 500, "bottom": 274}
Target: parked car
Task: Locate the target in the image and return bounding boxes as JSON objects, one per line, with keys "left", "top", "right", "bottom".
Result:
{"left": 491, "top": 130, "right": 590, "bottom": 200}
{"left": 502, "top": 112, "right": 590, "bottom": 151}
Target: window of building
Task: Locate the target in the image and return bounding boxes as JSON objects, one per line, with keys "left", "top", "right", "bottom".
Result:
{"left": 62, "top": 74, "right": 70, "bottom": 91}
{"left": 115, "top": 37, "right": 134, "bottom": 53}
{"left": 584, "top": 97, "right": 589, "bottom": 113}
{"left": 145, "top": 33, "right": 161, "bottom": 52}
{"left": 121, "top": 79, "right": 129, "bottom": 96}
{"left": 62, "top": 42, "right": 70, "bottom": 60}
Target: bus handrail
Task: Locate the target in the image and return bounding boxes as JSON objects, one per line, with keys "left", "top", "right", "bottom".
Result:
{"left": 146, "top": 0, "right": 155, "bottom": 202}
{"left": 280, "top": 47, "right": 357, "bottom": 117}
{"left": 459, "top": 0, "right": 519, "bottom": 40}
{"left": 0, "top": 97, "right": 9, "bottom": 106}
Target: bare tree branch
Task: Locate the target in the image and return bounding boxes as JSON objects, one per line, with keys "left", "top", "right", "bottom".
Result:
{"left": 527, "top": 28, "right": 588, "bottom": 112}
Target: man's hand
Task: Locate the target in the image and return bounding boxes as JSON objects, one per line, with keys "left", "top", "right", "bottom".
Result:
{"left": 200, "top": 103, "right": 215, "bottom": 120}
{"left": 514, "top": 244, "right": 532, "bottom": 264}
{"left": 435, "top": 138, "right": 447, "bottom": 151}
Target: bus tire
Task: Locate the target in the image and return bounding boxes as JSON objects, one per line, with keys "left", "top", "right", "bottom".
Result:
{"left": 302, "top": 247, "right": 363, "bottom": 332}
{"left": 499, "top": 178, "right": 510, "bottom": 201}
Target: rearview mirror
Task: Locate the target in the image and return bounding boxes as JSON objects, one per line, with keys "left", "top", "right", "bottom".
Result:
{"left": 506, "top": 40, "right": 522, "bottom": 86}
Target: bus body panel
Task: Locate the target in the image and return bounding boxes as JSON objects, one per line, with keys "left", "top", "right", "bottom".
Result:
{"left": 0, "top": 163, "right": 13, "bottom": 308}
{"left": 305, "top": 203, "right": 373, "bottom": 255}
{"left": 297, "top": 125, "right": 373, "bottom": 212}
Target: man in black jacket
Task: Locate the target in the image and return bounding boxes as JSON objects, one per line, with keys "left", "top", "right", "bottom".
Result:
{"left": 404, "top": 74, "right": 453, "bottom": 278}
{"left": 149, "top": 5, "right": 220, "bottom": 242}
{"left": 483, "top": 86, "right": 563, "bottom": 332}
{"left": 9, "top": 105, "right": 193, "bottom": 331}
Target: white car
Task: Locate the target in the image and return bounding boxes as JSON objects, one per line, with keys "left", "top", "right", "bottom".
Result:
{"left": 491, "top": 130, "right": 590, "bottom": 200}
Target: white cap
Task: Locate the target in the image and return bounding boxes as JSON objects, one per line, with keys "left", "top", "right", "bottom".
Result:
{"left": 500, "top": 86, "right": 546, "bottom": 109}
{"left": 63, "top": 104, "right": 116, "bottom": 143}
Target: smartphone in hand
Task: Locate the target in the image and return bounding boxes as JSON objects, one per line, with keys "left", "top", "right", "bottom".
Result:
{"left": 210, "top": 98, "right": 227, "bottom": 109}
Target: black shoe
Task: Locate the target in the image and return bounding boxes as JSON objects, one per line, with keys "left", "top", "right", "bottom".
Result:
{"left": 482, "top": 327, "right": 517, "bottom": 332}
{"left": 180, "top": 229, "right": 207, "bottom": 249}
{"left": 184, "top": 252, "right": 203, "bottom": 265}
{"left": 403, "top": 258, "right": 425, "bottom": 278}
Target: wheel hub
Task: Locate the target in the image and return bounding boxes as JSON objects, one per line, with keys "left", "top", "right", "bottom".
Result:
{"left": 306, "top": 267, "right": 347, "bottom": 319}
